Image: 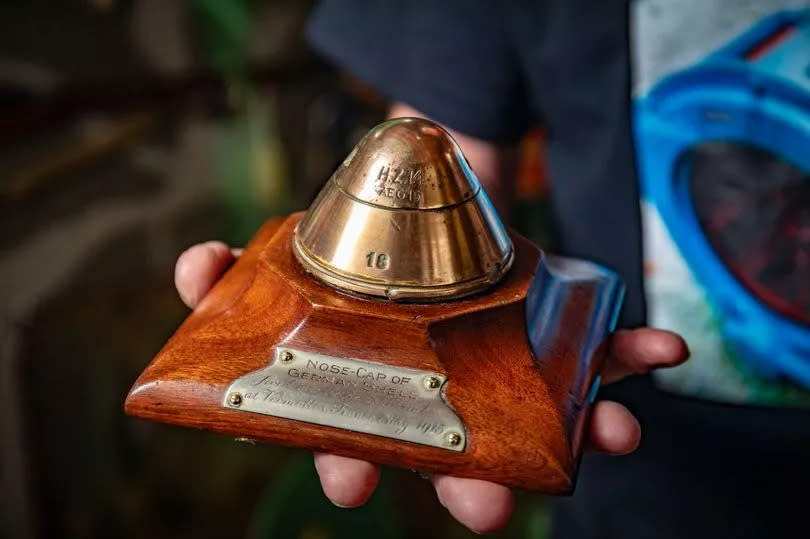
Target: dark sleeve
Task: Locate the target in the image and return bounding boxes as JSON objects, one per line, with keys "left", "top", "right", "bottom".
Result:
{"left": 306, "top": 0, "right": 530, "bottom": 143}
{"left": 506, "top": 1, "right": 646, "bottom": 327}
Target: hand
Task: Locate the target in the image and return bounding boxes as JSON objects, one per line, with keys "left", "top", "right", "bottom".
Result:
{"left": 175, "top": 241, "right": 690, "bottom": 534}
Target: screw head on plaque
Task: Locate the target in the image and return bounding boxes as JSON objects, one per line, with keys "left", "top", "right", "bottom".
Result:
{"left": 125, "top": 118, "right": 624, "bottom": 493}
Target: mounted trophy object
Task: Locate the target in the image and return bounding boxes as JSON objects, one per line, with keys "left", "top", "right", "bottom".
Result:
{"left": 125, "top": 118, "right": 624, "bottom": 493}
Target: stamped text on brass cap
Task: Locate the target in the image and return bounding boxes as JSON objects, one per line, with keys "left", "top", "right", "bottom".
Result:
{"left": 335, "top": 118, "right": 481, "bottom": 210}
{"left": 293, "top": 118, "right": 513, "bottom": 301}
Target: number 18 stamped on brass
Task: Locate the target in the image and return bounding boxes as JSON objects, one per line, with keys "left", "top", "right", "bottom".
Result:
{"left": 125, "top": 118, "right": 623, "bottom": 493}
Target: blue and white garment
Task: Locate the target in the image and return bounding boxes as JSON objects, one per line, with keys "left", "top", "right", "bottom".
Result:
{"left": 633, "top": 0, "right": 810, "bottom": 405}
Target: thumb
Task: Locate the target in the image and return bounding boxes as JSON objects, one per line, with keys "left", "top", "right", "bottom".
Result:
{"left": 174, "top": 241, "right": 236, "bottom": 309}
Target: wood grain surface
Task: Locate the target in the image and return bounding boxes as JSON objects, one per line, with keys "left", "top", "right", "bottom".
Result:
{"left": 125, "top": 213, "right": 609, "bottom": 493}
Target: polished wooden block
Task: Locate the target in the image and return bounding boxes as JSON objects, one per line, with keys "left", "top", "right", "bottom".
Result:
{"left": 125, "top": 212, "right": 617, "bottom": 493}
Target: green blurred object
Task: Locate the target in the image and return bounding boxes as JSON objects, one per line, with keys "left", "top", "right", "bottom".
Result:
{"left": 193, "top": 0, "right": 293, "bottom": 244}
{"left": 214, "top": 91, "right": 292, "bottom": 244}
{"left": 247, "top": 453, "right": 403, "bottom": 539}
{"left": 522, "top": 496, "right": 552, "bottom": 539}
{"left": 192, "top": 0, "right": 256, "bottom": 82}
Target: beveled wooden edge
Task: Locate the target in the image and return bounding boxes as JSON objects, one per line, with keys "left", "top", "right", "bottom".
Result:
{"left": 124, "top": 213, "right": 616, "bottom": 493}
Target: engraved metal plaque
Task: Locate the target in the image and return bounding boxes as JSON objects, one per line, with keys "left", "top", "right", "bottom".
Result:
{"left": 223, "top": 348, "right": 467, "bottom": 451}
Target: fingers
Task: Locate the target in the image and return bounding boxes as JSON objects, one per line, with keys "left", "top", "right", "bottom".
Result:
{"left": 310, "top": 403, "right": 635, "bottom": 529}
{"left": 174, "top": 241, "right": 236, "bottom": 309}
{"left": 432, "top": 475, "right": 515, "bottom": 535}
{"left": 602, "top": 327, "right": 690, "bottom": 384}
{"left": 586, "top": 400, "right": 641, "bottom": 455}
{"left": 313, "top": 453, "right": 380, "bottom": 508}
{"left": 312, "top": 454, "right": 514, "bottom": 534}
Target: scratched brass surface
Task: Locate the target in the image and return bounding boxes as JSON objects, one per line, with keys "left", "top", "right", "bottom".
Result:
{"left": 293, "top": 118, "right": 513, "bottom": 301}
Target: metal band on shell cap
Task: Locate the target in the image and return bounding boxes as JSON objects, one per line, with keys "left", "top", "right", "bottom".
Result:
{"left": 292, "top": 117, "right": 514, "bottom": 302}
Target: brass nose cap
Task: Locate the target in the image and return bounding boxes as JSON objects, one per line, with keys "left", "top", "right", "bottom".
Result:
{"left": 293, "top": 118, "right": 514, "bottom": 302}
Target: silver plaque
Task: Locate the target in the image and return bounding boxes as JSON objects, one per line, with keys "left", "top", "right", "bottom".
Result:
{"left": 223, "top": 348, "right": 466, "bottom": 451}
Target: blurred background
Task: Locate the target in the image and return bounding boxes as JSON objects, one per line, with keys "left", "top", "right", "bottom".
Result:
{"left": 0, "top": 2, "right": 551, "bottom": 538}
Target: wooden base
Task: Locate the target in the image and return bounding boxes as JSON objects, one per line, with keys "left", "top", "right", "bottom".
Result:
{"left": 125, "top": 213, "right": 610, "bottom": 493}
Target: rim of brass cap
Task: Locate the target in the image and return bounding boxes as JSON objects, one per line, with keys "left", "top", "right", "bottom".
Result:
{"left": 292, "top": 117, "right": 514, "bottom": 302}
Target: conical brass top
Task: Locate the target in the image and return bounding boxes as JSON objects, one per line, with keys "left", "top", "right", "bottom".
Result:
{"left": 293, "top": 117, "right": 513, "bottom": 301}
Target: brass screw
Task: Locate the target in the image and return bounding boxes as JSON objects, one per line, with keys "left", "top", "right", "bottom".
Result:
{"left": 424, "top": 376, "right": 441, "bottom": 390}
{"left": 444, "top": 431, "right": 462, "bottom": 447}
{"left": 234, "top": 437, "right": 256, "bottom": 445}
{"left": 228, "top": 393, "right": 243, "bottom": 407}
{"left": 280, "top": 351, "right": 294, "bottom": 363}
